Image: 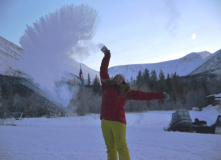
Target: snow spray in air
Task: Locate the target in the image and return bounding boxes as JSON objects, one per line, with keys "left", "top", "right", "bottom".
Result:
{"left": 18, "top": 4, "right": 99, "bottom": 107}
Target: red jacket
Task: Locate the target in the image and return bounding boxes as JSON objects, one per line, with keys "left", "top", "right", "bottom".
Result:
{"left": 100, "top": 53, "right": 163, "bottom": 124}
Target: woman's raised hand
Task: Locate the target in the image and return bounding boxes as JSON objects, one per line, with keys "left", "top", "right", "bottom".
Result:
{"left": 101, "top": 45, "right": 110, "bottom": 55}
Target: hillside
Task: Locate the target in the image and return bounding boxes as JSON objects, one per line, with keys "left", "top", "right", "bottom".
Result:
{"left": 108, "top": 51, "right": 211, "bottom": 81}
{"left": 2, "top": 36, "right": 221, "bottom": 83}
{"left": 0, "top": 75, "right": 64, "bottom": 117}
{"left": 0, "top": 36, "right": 23, "bottom": 76}
{"left": 0, "top": 36, "right": 99, "bottom": 84}
{"left": 190, "top": 49, "right": 221, "bottom": 75}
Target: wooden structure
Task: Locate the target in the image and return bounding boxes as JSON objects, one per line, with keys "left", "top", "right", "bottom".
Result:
{"left": 207, "top": 93, "right": 221, "bottom": 106}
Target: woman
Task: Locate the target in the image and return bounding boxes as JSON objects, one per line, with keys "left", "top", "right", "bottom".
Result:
{"left": 100, "top": 46, "right": 169, "bottom": 160}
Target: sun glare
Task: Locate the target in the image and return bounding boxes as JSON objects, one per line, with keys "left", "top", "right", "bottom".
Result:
{"left": 192, "top": 33, "right": 196, "bottom": 40}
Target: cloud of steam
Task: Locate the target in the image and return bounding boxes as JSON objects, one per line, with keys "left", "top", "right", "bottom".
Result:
{"left": 18, "top": 4, "right": 99, "bottom": 106}
{"left": 163, "top": 0, "right": 180, "bottom": 35}
{"left": 97, "top": 43, "right": 105, "bottom": 49}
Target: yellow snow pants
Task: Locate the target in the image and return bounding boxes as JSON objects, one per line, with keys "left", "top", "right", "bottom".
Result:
{"left": 101, "top": 119, "right": 130, "bottom": 160}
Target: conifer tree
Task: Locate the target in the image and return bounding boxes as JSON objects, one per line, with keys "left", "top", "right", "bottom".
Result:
{"left": 0, "top": 86, "right": 3, "bottom": 115}
{"left": 159, "top": 70, "right": 166, "bottom": 91}
{"left": 150, "top": 70, "right": 157, "bottom": 81}
{"left": 149, "top": 70, "right": 157, "bottom": 90}
{"left": 166, "top": 73, "right": 172, "bottom": 91}
{"left": 159, "top": 70, "right": 165, "bottom": 81}
{"left": 143, "top": 68, "right": 150, "bottom": 86}
{"left": 87, "top": 73, "right": 91, "bottom": 85}
{"left": 136, "top": 70, "right": 143, "bottom": 87}
{"left": 92, "top": 75, "right": 101, "bottom": 94}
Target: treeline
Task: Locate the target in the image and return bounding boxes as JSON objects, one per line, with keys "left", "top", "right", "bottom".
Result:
{"left": 1, "top": 70, "right": 220, "bottom": 118}
{"left": 71, "top": 70, "right": 221, "bottom": 116}
{"left": 68, "top": 75, "right": 102, "bottom": 116}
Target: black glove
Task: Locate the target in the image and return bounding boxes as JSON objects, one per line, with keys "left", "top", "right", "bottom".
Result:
{"left": 163, "top": 92, "right": 169, "bottom": 100}
{"left": 101, "top": 45, "right": 110, "bottom": 55}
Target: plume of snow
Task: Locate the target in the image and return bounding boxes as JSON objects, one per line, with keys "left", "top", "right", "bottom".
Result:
{"left": 18, "top": 4, "right": 99, "bottom": 106}
{"left": 97, "top": 43, "right": 105, "bottom": 49}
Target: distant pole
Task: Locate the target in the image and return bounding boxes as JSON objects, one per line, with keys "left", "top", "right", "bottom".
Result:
{"left": 79, "top": 64, "right": 89, "bottom": 113}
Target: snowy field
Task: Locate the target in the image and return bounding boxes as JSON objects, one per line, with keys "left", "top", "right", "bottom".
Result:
{"left": 0, "top": 106, "right": 221, "bottom": 160}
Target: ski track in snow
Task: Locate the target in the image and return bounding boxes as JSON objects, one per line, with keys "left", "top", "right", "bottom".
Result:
{"left": 0, "top": 107, "right": 221, "bottom": 160}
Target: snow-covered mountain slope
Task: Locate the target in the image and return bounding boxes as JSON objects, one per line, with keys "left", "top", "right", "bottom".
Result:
{"left": 68, "top": 61, "right": 100, "bottom": 84}
{"left": 0, "top": 36, "right": 23, "bottom": 76}
{"left": 0, "top": 36, "right": 99, "bottom": 82}
{"left": 190, "top": 49, "right": 221, "bottom": 75}
{"left": 1, "top": 36, "right": 220, "bottom": 83}
{"left": 108, "top": 51, "right": 211, "bottom": 81}
{"left": 0, "top": 36, "right": 100, "bottom": 106}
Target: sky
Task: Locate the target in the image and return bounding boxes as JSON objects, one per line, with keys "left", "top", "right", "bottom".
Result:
{"left": 1, "top": 0, "right": 221, "bottom": 71}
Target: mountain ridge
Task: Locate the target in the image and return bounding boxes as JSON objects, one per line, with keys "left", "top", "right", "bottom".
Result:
{"left": 190, "top": 49, "right": 221, "bottom": 75}
{"left": 108, "top": 51, "right": 212, "bottom": 81}
{"left": 1, "top": 36, "right": 220, "bottom": 82}
{"left": 0, "top": 36, "right": 23, "bottom": 76}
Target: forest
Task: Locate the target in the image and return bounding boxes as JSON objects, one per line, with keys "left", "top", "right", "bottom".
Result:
{"left": 1, "top": 69, "right": 221, "bottom": 117}
{"left": 72, "top": 69, "right": 221, "bottom": 116}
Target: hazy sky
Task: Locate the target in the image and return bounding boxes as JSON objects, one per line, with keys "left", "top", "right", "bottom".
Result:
{"left": 1, "top": 0, "right": 221, "bottom": 71}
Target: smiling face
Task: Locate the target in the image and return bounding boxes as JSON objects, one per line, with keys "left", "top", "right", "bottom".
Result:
{"left": 114, "top": 75, "right": 124, "bottom": 85}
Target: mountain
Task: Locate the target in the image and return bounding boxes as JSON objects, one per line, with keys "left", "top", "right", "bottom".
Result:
{"left": 1, "top": 36, "right": 220, "bottom": 83}
{"left": 67, "top": 61, "right": 99, "bottom": 84}
{"left": 108, "top": 51, "right": 211, "bottom": 81}
{"left": 0, "top": 74, "right": 63, "bottom": 117}
{"left": 0, "top": 36, "right": 23, "bottom": 76}
{"left": 0, "top": 36, "right": 99, "bottom": 83}
{"left": 190, "top": 49, "right": 221, "bottom": 75}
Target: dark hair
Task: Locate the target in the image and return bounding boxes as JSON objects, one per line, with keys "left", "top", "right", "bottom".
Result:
{"left": 101, "top": 78, "right": 131, "bottom": 97}
{"left": 114, "top": 74, "right": 126, "bottom": 83}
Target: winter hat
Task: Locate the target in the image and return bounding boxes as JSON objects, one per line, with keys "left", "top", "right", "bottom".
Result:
{"left": 114, "top": 74, "right": 126, "bottom": 82}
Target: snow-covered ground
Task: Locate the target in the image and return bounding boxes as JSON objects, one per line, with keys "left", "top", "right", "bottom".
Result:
{"left": 0, "top": 106, "right": 220, "bottom": 160}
